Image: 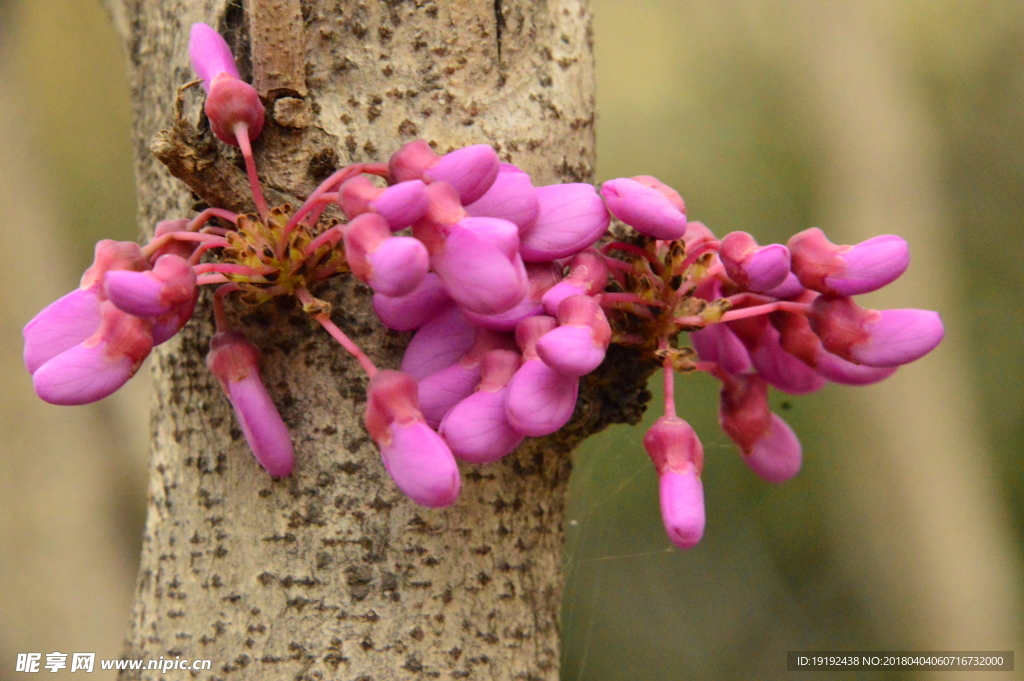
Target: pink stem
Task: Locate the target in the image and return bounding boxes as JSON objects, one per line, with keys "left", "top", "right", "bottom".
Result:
{"left": 233, "top": 122, "right": 270, "bottom": 223}
{"left": 304, "top": 192, "right": 342, "bottom": 229}
{"left": 303, "top": 223, "right": 347, "bottom": 258}
{"left": 197, "top": 274, "right": 229, "bottom": 286}
{"left": 188, "top": 239, "right": 233, "bottom": 266}
{"left": 673, "top": 300, "right": 811, "bottom": 327}
{"left": 193, "top": 263, "right": 273, "bottom": 277}
{"left": 212, "top": 283, "right": 241, "bottom": 333}
{"left": 142, "top": 231, "right": 228, "bottom": 258}
{"left": 677, "top": 240, "right": 721, "bottom": 273}
{"left": 297, "top": 288, "right": 378, "bottom": 377}
{"left": 186, "top": 207, "right": 237, "bottom": 231}
{"left": 284, "top": 163, "right": 388, "bottom": 236}
{"left": 661, "top": 340, "right": 676, "bottom": 418}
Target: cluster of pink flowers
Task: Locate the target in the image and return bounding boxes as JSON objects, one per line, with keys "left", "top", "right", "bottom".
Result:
{"left": 21, "top": 24, "right": 944, "bottom": 550}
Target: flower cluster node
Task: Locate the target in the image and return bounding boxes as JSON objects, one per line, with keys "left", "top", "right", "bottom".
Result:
{"left": 20, "top": 23, "right": 946, "bottom": 550}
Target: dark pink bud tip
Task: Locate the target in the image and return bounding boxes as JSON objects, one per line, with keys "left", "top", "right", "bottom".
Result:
{"left": 205, "top": 74, "right": 265, "bottom": 146}
{"left": 643, "top": 416, "right": 704, "bottom": 476}
{"left": 380, "top": 421, "right": 461, "bottom": 508}
{"left": 23, "top": 288, "right": 102, "bottom": 375}
{"left": 600, "top": 177, "right": 687, "bottom": 240}
{"left": 659, "top": 470, "right": 706, "bottom": 550}
{"left": 189, "top": 23, "right": 241, "bottom": 92}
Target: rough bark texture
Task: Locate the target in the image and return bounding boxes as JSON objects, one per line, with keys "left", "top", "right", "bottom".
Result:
{"left": 110, "top": 1, "right": 652, "bottom": 679}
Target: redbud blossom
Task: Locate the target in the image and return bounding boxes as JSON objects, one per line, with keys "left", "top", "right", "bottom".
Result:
{"left": 600, "top": 176, "right": 688, "bottom": 240}
{"left": 788, "top": 227, "right": 910, "bottom": 297}
{"left": 505, "top": 316, "right": 579, "bottom": 437}
{"left": 206, "top": 331, "right": 294, "bottom": 477}
{"left": 465, "top": 163, "right": 540, "bottom": 230}
{"left": 719, "top": 231, "right": 791, "bottom": 293}
{"left": 519, "top": 184, "right": 610, "bottom": 261}
{"left": 643, "top": 416, "right": 705, "bottom": 549}
{"left": 718, "top": 372, "right": 802, "bottom": 483}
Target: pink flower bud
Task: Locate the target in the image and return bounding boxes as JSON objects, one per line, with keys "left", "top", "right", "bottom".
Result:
{"left": 390, "top": 140, "right": 499, "bottom": 205}
{"left": 412, "top": 181, "right": 468, "bottom": 253}
{"left": 505, "top": 316, "right": 577, "bottom": 436}
{"left": 809, "top": 296, "right": 944, "bottom": 368}
{"left": 789, "top": 228, "right": 910, "bottom": 296}
{"left": 104, "top": 254, "right": 197, "bottom": 319}
{"left": 365, "top": 370, "right": 460, "bottom": 507}
{"left": 338, "top": 176, "right": 429, "bottom": 230}
{"left": 773, "top": 305, "right": 896, "bottom": 385}
{"left": 761, "top": 272, "right": 805, "bottom": 300}
{"left": 80, "top": 240, "right": 149, "bottom": 290}
{"left": 519, "top": 184, "right": 611, "bottom": 261}
{"left": 727, "top": 309, "right": 826, "bottom": 395}
{"left": 439, "top": 350, "right": 523, "bottom": 463}
{"left": 432, "top": 217, "right": 528, "bottom": 315}
{"left": 344, "top": 213, "right": 429, "bottom": 297}
{"left": 600, "top": 176, "right": 687, "bottom": 240}
{"left": 541, "top": 249, "right": 609, "bottom": 315}
{"left": 151, "top": 219, "right": 195, "bottom": 259}
{"left": 372, "top": 273, "right": 451, "bottom": 331}
{"left": 32, "top": 302, "right": 153, "bottom": 406}
{"left": 690, "top": 323, "right": 753, "bottom": 376}
{"left": 400, "top": 305, "right": 478, "bottom": 380}
{"left": 189, "top": 23, "right": 240, "bottom": 92}
{"left": 719, "top": 231, "right": 791, "bottom": 292}
{"left": 206, "top": 331, "right": 294, "bottom": 477}
{"left": 463, "top": 262, "right": 559, "bottom": 331}
{"left": 718, "top": 373, "right": 802, "bottom": 483}
{"left": 536, "top": 295, "right": 611, "bottom": 377}
{"left": 465, "top": 163, "right": 540, "bottom": 230}
{"left": 643, "top": 416, "right": 705, "bottom": 549}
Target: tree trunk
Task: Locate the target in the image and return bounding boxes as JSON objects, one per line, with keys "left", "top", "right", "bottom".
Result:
{"left": 109, "top": 1, "right": 651, "bottom": 678}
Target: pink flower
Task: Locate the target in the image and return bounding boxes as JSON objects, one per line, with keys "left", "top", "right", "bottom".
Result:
{"left": 643, "top": 416, "right": 705, "bottom": 549}
{"left": 789, "top": 227, "right": 910, "bottom": 297}
{"left": 431, "top": 217, "right": 528, "bottom": 315}
{"left": 518, "top": 184, "right": 610, "bottom": 261}
{"left": 536, "top": 295, "right": 611, "bottom": 377}
{"left": 600, "top": 176, "right": 687, "bottom": 240}
{"left": 809, "top": 296, "right": 944, "bottom": 368}
{"left": 504, "top": 316, "right": 579, "bottom": 436}
{"left": 719, "top": 231, "right": 791, "bottom": 293}
{"left": 400, "top": 305, "right": 478, "bottom": 380}
{"left": 717, "top": 372, "right": 801, "bottom": 482}
{"left": 372, "top": 273, "right": 451, "bottom": 331}
{"left": 389, "top": 140, "right": 500, "bottom": 204}
{"left": 206, "top": 331, "right": 294, "bottom": 477}
{"left": 189, "top": 23, "right": 264, "bottom": 146}
{"left": 104, "top": 254, "right": 197, "bottom": 319}
{"left": 465, "top": 164, "right": 540, "bottom": 230}
{"left": 344, "top": 213, "right": 429, "bottom": 298}
{"left": 439, "top": 349, "right": 524, "bottom": 463}
{"left": 364, "top": 370, "right": 461, "bottom": 507}
{"left": 338, "top": 177, "right": 429, "bottom": 230}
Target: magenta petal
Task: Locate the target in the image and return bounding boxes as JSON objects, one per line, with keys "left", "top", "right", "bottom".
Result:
{"left": 464, "top": 297, "right": 544, "bottom": 332}
{"left": 372, "top": 274, "right": 451, "bottom": 332}
{"left": 373, "top": 180, "right": 429, "bottom": 230}
{"left": 23, "top": 287, "right": 101, "bottom": 374}
{"left": 465, "top": 165, "right": 540, "bottom": 230}
{"left": 400, "top": 305, "right": 477, "bottom": 380}
{"left": 367, "top": 236, "right": 429, "bottom": 297}
{"left": 541, "top": 281, "right": 587, "bottom": 317}
{"left": 189, "top": 23, "right": 240, "bottom": 92}
{"left": 746, "top": 325, "right": 827, "bottom": 395}
{"left": 762, "top": 272, "right": 805, "bottom": 300}
{"left": 742, "top": 413, "right": 802, "bottom": 483}
{"left": 743, "top": 244, "right": 792, "bottom": 292}
{"left": 659, "top": 469, "right": 705, "bottom": 550}
{"left": 519, "top": 184, "right": 611, "bottom": 261}
{"left": 104, "top": 270, "right": 170, "bottom": 318}
{"left": 600, "top": 177, "right": 687, "bottom": 240}
{"left": 418, "top": 363, "right": 482, "bottom": 429}
{"left": 690, "top": 324, "right": 752, "bottom": 376}
{"left": 32, "top": 341, "right": 137, "bottom": 405}
{"left": 851, "top": 309, "right": 944, "bottom": 367}
{"left": 380, "top": 421, "right": 461, "bottom": 507}
{"left": 439, "top": 389, "right": 524, "bottom": 463}
{"left": 433, "top": 219, "right": 528, "bottom": 315}
{"left": 505, "top": 359, "right": 579, "bottom": 436}
{"left": 536, "top": 325, "right": 605, "bottom": 377}
{"left": 827, "top": 235, "right": 909, "bottom": 296}
{"left": 227, "top": 373, "right": 294, "bottom": 477}
{"left": 814, "top": 351, "right": 897, "bottom": 385}
{"left": 427, "top": 144, "right": 500, "bottom": 204}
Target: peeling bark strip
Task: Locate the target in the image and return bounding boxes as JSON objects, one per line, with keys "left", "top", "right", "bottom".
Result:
{"left": 111, "top": 1, "right": 648, "bottom": 679}
{"left": 245, "top": 0, "right": 307, "bottom": 99}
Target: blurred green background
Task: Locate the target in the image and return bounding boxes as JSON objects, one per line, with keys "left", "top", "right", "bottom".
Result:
{"left": 0, "top": 2, "right": 1021, "bottom": 680}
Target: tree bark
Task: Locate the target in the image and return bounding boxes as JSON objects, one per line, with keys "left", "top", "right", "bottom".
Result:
{"left": 110, "top": 1, "right": 651, "bottom": 679}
